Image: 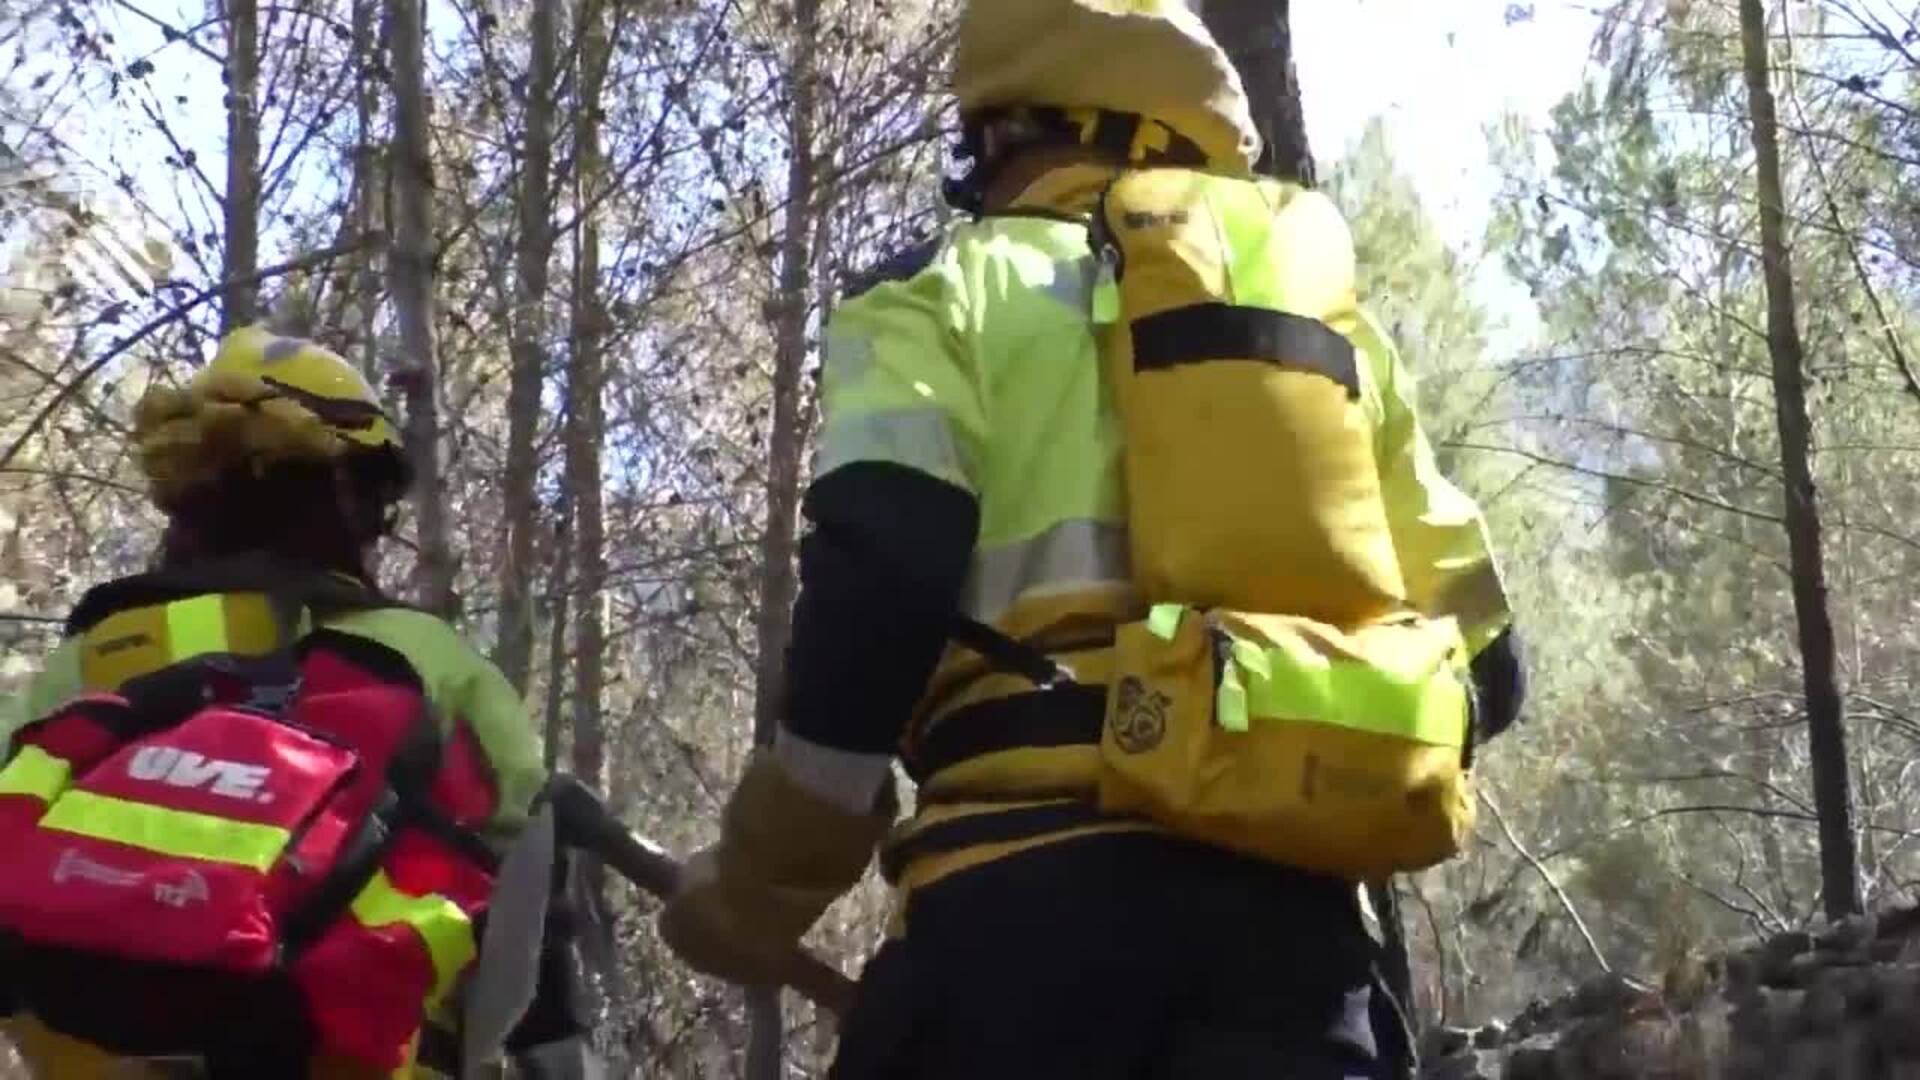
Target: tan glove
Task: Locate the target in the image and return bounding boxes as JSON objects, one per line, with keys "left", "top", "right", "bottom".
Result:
{"left": 659, "top": 750, "right": 896, "bottom": 987}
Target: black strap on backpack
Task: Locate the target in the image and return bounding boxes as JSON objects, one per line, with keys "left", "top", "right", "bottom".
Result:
{"left": 277, "top": 706, "right": 441, "bottom": 955}
{"left": 947, "top": 615, "right": 1077, "bottom": 691}
{"left": 268, "top": 633, "right": 502, "bottom": 960}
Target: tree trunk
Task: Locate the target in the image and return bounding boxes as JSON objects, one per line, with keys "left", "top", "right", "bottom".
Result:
{"left": 1368, "top": 882, "right": 1413, "bottom": 1004}
{"left": 541, "top": 508, "right": 571, "bottom": 773}
{"left": 565, "top": 0, "right": 623, "bottom": 1036}
{"left": 386, "top": 0, "right": 458, "bottom": 618}
{"left": 1737, "top": 0, "right": 1861, "bottom": 920}
{"left": 744, "top": 0, "right": 822, "bottom": 1071}
{"left": 497, "top": 0, "right": 559, "bottom": 693}
{"left": 349, "top": 0, "right": 383, "bottom": 382}
{"left": 221, "top": 0, "right": 260, "bottom": 329}
{"left": 1199, "top": 0, "right": 1313, "bottom": 184}
{"left": 1209, "top": 0, "right": 1418, "bottom": 1042}
{"left": 1366, "top": 881, "right": 1417, "bottom": 1076}
{"left": 567, "top": 0, "right": 609, "bottom": 808}
{"left": 751, "top": 0, "right": 819, "bottom": 750}
{"left": 345, "top": 0, "right": 389, "bottom": 593}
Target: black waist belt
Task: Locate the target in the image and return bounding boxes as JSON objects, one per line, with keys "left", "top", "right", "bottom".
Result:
{"left": 887, "top": 685, "right": 1128, "bottom": 883}
{"left": 906, "top": 684, "right": 1107, "bottom": 784}
{"left": 879, "top": 799, "right": 1133, "bottom": 884}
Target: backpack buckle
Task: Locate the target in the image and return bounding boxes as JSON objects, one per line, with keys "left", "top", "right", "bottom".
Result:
{"left": 239, "top": 676, "right": 302, "bottom": 718}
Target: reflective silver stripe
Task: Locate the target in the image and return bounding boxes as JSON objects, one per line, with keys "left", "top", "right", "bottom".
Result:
{"left": 774, "top": 729, "right": 893, "bottom": 815}
{"left": 962, "top": 519, "right": 1132, "bottom": 624}
{"left": 812, "top": 407, "right": 968, "bottom": 489}
{"left": 1039, "top": 254, "right": 1097, "bottom": 312}
{"left": 1426, "top": 560, "right": 1509, "bottom": 636}
{"left": 823, "top": 331, "right": 876, "bottom": 384}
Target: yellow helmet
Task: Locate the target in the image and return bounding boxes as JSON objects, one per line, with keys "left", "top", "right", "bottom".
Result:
{"left": 953, "top": 0, "right": 1260, "bottom": 172}
{"left": 133, "top": 325, "right": 406, "bottom": 513}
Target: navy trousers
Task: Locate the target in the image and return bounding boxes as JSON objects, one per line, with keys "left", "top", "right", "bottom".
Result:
{"left": 830, "top": 831, "right": 1392, "bottom": 1080}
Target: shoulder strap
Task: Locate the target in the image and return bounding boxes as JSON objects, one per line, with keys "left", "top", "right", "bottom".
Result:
{"left": 948, "top": 615, "right": 1077, "bottom": 690}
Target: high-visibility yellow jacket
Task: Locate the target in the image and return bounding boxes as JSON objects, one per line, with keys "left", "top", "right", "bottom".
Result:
{"left": 772, "top": 162, "right": 1514, "bottom": 905}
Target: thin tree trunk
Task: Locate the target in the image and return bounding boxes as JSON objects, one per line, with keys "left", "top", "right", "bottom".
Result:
{"left": 1402, "top": 873, "right": 1454, "bottom": 1026}
{"left": 567, "top": 0, "right": 621, "bottom": 1039}
{"left": 1737, "top": 0, "right": 1861, "bottom": 921}
{"left": 344, "top": 0, "right": 386, "bottom": 584}
{"left": 1199, "top": 0, "right": 1313, "bottom": 183}
{"left": 1209, "top": 1, "right": 1420, "bottom": 1040}
{"left": 221, "top": 0, "right": 260, "bottom": 329}
{"left": 541, "top": 509, "right": 571, "bottom": 773}
{"left": 745, "top": 0, "right": 822, "bottom": 1071}
{"left": 1366, "top": 879, "right": 1416, "bottom": 1078}
{"left": 568, "top": 0, "right": 609, "bottom": 806}
{"left": 750, "top": 0, "right": 819, "bottom": 749}
{"left": 350, "top": 0, "right": 383, "bottom": 380}
{"left": 1367, "top": 882, "right": 1413, "bottom": 1005}
{"left": 386, "top": 0, "right": 457, "bottom": 618}
{"left": 497, "top": 0, "right": 559, "bottom": 692}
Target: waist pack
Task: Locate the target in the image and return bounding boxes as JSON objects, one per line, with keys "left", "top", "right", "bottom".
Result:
{"left": 1096, "top": 605, "right": 1473, "bottom": 879}
{"left": 949, "top": 163, "right": 1478, "bottom": 880}
{"left": 0, "top": 573, "right": 498, "bottom": 1072}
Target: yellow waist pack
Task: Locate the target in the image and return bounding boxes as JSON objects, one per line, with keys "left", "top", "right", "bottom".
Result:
{"left": 1098, "top": 603, "right": 1473, "bottom": 879}
{"left": 1082, "top": 167, "right": 1473, "bottom": 878}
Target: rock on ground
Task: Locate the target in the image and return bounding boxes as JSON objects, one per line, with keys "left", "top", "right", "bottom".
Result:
{"left": 1417, "top": 905, "right": 1920, "bottom": 1080}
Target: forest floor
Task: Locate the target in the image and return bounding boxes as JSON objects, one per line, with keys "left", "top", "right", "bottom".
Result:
{"left": 1419, "top": 904, "right": 1920, "bottom": 1079}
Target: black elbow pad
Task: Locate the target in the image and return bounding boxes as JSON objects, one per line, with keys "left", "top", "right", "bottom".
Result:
{"left": 782, "top": 462, "right": 981, "bottom": 754}
{"left": 1470, "top": 629, "right": 1527, "bottom": 743}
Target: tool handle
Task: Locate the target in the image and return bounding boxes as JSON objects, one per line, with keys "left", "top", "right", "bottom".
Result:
{"left": 548, "top": 775, "right": 679, "bottom": 894}
{"left": 544, "top": 775, "right": 860, "bottom": 1019}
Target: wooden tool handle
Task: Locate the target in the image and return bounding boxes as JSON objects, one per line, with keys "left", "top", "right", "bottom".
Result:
{"left": 545, "top": 775, "right": 860, "bottom": 1019}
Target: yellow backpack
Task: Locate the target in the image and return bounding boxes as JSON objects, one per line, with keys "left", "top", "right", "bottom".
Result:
{"left": 961, "top": 166, "right": 1478, "bottom": 881}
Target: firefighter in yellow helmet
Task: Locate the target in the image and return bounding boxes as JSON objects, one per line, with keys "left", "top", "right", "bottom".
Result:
{"left": 660, "top": 3, "right": 1525, "bottom": 1077}
{"left": 0, "top": 327, "right": 590, "bottom": 1077}
{"left": 133, "top": 325, "right": 414, "bottom": 573}
{"left": 1, "top": 326, "right": 435, "bottom": 777}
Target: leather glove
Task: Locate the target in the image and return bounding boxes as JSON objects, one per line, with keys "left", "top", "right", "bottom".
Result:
{"left": 659, "top": 750, "right": 896, "bottom": 988}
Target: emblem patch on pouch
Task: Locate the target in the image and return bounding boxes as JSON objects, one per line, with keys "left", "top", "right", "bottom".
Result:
{"left": 1112, "top": 677, "right": 1170, "bottom": 754}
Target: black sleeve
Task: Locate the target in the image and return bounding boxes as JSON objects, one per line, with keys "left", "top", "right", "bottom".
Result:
{"left": 780, "top": 461, "right": 981, "bottom": 756}
{"left": 1470, "top": 628, "right": 1527, "bottom": 743}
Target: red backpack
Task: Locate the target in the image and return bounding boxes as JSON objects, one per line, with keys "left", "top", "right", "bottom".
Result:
{"left": 0, "top": 558, "right": 501, "bottom": 1073}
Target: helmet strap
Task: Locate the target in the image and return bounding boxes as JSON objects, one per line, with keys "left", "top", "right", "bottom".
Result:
{"left": 327, "top": 459, "right": 395, "bottom": 550}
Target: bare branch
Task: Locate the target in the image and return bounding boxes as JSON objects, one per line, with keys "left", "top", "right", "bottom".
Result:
{"left": 1448, "top": 440, "right": 1783, "bottom": 524}
{"left": 0, "top": 235, "right": 379, "bottom": 471}
{"left": 1480, "top": 789, "right": 1620, "bottom": 978}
